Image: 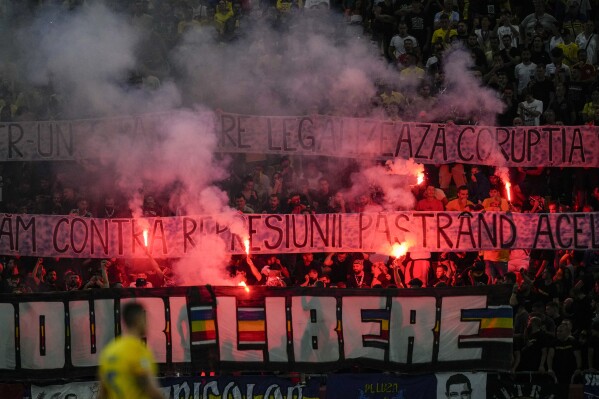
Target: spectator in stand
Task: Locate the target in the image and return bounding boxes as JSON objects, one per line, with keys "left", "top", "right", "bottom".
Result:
{"left": 300, "top": 266, "right": 321, "bottom": 287}
{"left": 556, "top": 28, "right": 579, "bottom": 66}
{"left": 239, "top": 176, "right": 260, "bottom": 212}
{"left": 214, "top": 0, "right": 235, "bottom": 39}
{"left": 416, "top": 185, "right": 444, "bottom": 211}
{"left": 269, "top": 172, "right": 284, "bottom": 198}
{"left": 234, "top": 193, "right": 254, "bottom": 213}
{"left": 496, "top": 9, "right": 519, "bottom": 49}
{"left": 346, "top": 259, "right": 373, "bottom": 288}
{"left": 433, "top": 0, "right": 459, "bottom": 29}
{"left": 371, "top": 262, "right": 394, "bottom": 287}
{"left": 575, "top": 20, "right": 598, "bottom": 65}
{"left": 465, "top": 32, "right": 488, "bottom": 70}
{"left": 97, "top": 196, "right": 128, "bottom": 218}
{"left": 445, "top": 185, "right": 474, "bottom": 211}
{"left": 520, "top": 2, "right": 559, "bottom": 43}
{"left": 278, "top": 156, "right": 296, "bottom": 197}
{"left": 323, "top": 252, "right": 353, "bottom": 285}
{"left": 62, "top": 185, "right": 78, "bottom": 212}
{"left": 431, "top": 14, "right": 457, "bottom": 49}
{"left": 431, "top": 263, "right": 450, "bottom": 287}
{"left": 581, "top": 89, "right": 599, "bottom": 122}
{"left": 82, "top": 260, "right": 110, "bottom": 289}
{"left": 389, "top": 22, "right": 418, "bottom": 65}
{"left": 39, "top": 267, "right": 62, "bottom": 292}
{"left": 515, "top": 48, "right": 537, "bottom": 95}
{"left": 70, "top": 197, "right": 93, "bottom": 218}
{"left": 262, "top": 194, "right": 283, "bottom": 214}
{"left": 64, "top": 270, "right": 83, "bottom": 291}
{"left": 546, "top": 47, "right": 571, "bottom": 85}
{"left": 371, "top": 0, "right": 398, "bottom": 61}
{"left": 571, "top": 48, "right": 596, "bottom": 85}
{"left": 251, "top": 163, "right": 271, "bottom": 202}
{"left": 262, "top": 255, "right": 290, "bottom": 286}
{"left": 311, "top": 177, "right": 333, "bottom": 213}
{"left": 1, "top": 266, "right": 27, "bottom": 294}
{"left": 467, "top": 166, "right": 490, "bottom": 204}
{"left": 514, "top": 316, "right": 551, "bottom": 374}
{"left": 50, "top": 191, "right": 66, "bottom": 215}
{"left": 529, "top": 36, "right": 551, "bottom": 66}
{"left": 547, "top": 83, "right": 577, "bottom": 124}
{"left": 474, "top": 15, "right": 493, "bottom": 53}
{"left": 518, "top": 88, "right": 544, "bottom": 125}
{"left": 294, "top": 253, "right": 323, "bottom": 285}
{"left": 531, "top": 268, "right": 560, "bottom": 305}
{"left": 547, "top": 323, "right": 582, "bottom": 397}
{"left": 143, "top": 195, "right": 163, "bottom": 217}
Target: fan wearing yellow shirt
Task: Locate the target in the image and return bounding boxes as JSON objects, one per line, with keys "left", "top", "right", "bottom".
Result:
{"left": 446, "top": 185, "right": 474, "bottom": 212}
{"left": 99, "top": 303, "right": 163, "bottom": 399}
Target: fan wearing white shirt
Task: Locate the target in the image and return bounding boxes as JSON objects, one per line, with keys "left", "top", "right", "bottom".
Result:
{"left": 518, "top": 89, "right": 543, "bottom": 126}
{"left": 514, "top": 48, "right": 537, "bottom": 95}
{"left": 389, "top": 22, "right": 418, "bottom": 62}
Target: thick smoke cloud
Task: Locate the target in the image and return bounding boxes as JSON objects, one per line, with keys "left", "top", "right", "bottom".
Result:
{"left": 5, "top": 2, "right": 505, "bottom": 285}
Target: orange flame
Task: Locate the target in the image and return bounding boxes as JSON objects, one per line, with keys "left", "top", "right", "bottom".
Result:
{"left": 505, "top": 181, "right": 512, "bottom": 202}
{"left": 391, "top": 242, "right": 409, "bottom": 258}
{"left": 143, "top": 229, "right": 149, "bottom": 247}
{"left": 238, "top": 281, "right": 250, "bottom": 293}
{"left": 243, "top": 239, "right": 250, "bottom": 255}
{"left": 417, "top": 172, "right": 425, "bottom": 185}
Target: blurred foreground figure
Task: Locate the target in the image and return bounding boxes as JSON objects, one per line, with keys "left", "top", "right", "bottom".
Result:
{"left": 98, "top": 302, "right": 163, "bottom": 399}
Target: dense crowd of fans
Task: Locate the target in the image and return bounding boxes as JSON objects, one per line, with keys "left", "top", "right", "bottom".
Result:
{"left": 1, "top": 0, "right": 599, "bottom": 393}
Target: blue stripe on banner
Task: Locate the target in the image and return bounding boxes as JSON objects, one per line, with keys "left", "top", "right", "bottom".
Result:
{"left": 190, "top": 307, "right": 215, "bottom": 321}
{"left": 238, "top": 308, "right": 266, "bottom": 321}
{"left": 361, "top": 309, "right": 390, "bottom": 320}
{"left": 462, "top": 306, "right": 512, "bottom": 319}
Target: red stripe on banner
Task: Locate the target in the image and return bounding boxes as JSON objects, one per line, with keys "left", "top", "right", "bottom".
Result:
{"left": 380, "top": 330, "right": 389, "bottom": 340}
{"left": 239, "top": 331, "right": 266, "bottom": 342}
{"left": 191, "top": 330, "right": 216, "bottom": 341}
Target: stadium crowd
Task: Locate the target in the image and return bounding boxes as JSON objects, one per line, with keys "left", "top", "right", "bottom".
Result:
{"left": 1, "top": 0, "right": 599, "bottom": 394}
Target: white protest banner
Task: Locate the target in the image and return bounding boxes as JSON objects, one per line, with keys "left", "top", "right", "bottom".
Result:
{"left": 0, "top": 212, "right": 597, "bottom": 258}
{"left": 216, "top": 112, "right": 596, "bottom": 167}
{"left": 0, "top": 112, "right": 596, "bottom": 167}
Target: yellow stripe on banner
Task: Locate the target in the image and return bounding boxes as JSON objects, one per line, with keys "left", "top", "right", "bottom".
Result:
{"left": 381, "top": 320, "right": 389, "bottom": 331}
{"left": 191, "top": 320, "right": 215, "bottom": 332}
{"left": 480, "top": 318, "right": 513, "bottom": 329}
{"left": 238, "top": 320, "right": 265, "bottom": 332}
{"left": 287, "top": 320, "right": 291, "bottom": 332}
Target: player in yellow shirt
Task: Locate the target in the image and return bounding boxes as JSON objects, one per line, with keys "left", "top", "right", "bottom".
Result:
{"left": 98, "top": 303, "right": 163, "bottom": 399}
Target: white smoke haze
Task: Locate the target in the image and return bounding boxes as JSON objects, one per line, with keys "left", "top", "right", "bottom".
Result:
{"left": 172, "top": 15, "right": 390, "bottom": 115}
{"left": 4, "top": 3, "right": 507, "bottom": 285}
{"left": 422, "top": 46, "right": 505, "bottom": 125}
{"left": 341, "top": 159, "right": 424, "bottom": 211}
{"left": 15, "top": 2, "right": 182, "bottom": 118}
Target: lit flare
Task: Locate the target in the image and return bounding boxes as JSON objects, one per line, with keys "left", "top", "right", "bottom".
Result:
{"left": 416, "top": 172, "right": 424, "bottom": 185}
{"left": 238, "top": 281, "right": 250, "bottom": 293}
{"left": 143, "top": 229, "right": 149, "bottom": 247}
{"left": 505, "top": 181, "right": 512, "bottom": 203}
{"left": 391, "top": 242, "right": 409, "bottom": 258}
{"left": 244, "top": 239, "right": 250, "bottom": 256}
